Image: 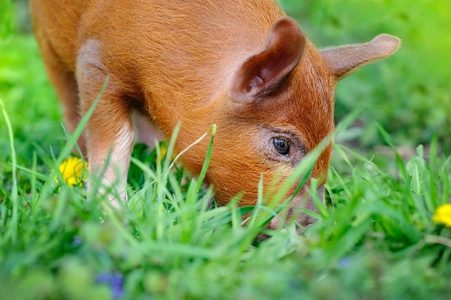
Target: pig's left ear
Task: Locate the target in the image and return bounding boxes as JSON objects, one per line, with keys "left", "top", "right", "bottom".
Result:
{"left": 229, "top": 18, "right": 305, "bottom": 102}
{"left": 320, "top": 34, "right": 401, "bottom": 81}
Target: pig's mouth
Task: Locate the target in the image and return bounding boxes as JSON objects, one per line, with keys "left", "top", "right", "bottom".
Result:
{"left": 267, "top": 206, "right": 318, "bottom": 229}
{"left": 253, "top": 209, "right": 317, "bottom": 242}
{"left": 252, "top": 186, "right": 325, "bottom": 241}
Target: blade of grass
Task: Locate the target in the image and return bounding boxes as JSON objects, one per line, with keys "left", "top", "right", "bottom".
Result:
{"left": 330, "top": 165, "right": 352, "bottom": 199}
{"left": 0, "top": 96, "right": 18, "bottom": 242}
{"left": 31, "top": 151, "right": 38, "bottom": 207}
{"left": 440, "top": 157, "right": 450, "bottom": 205}
{"left": 375, "top": 122, "right": 408, "bottom": 181}
{"left": 247, "top": 174, "right": 265, "bottom": 230}
{"left": 196, "top": 124, "right": 216, "bottom": 192}
{"left": 310, "top": 177, "right": 328, "bottom": 218}
{"left": 163, "top": 123, "right": 181, "bottom": 173}
{"left": 334, "top": 143, "right": 353, "bottom": 168}
{"left": 15, "top": 165, "right": 49, "bottom": 181}
{"left": 429, "top": 133, "right": 438, "bottom": 169}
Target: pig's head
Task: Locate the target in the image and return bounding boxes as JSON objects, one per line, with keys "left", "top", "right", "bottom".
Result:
{"left": 185, "top": 18, "right": 400, "bottom": 230}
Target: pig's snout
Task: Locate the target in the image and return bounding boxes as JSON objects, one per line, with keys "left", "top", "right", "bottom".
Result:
{"left": 268, "top": 185, "right": 325, "bottom": 231}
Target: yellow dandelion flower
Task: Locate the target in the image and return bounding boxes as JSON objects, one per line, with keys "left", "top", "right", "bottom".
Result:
{"left": 433, "top": 204, "right": 451, "bottom": 227}
{"left": 57, "top": 157, "right": 88, "bottom": 187}
{"left": 154, "top": 145, "right": 167, "bottom": 163}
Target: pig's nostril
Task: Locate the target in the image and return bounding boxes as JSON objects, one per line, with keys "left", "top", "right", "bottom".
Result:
{"left": 298, "top": 213, "right": 317, "bottom": 229}
{"left": 265, "top": 207, "right": 317, "bottom": 231}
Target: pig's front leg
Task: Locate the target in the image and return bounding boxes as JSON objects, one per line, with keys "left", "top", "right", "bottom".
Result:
{"left": 76, "top": 40, "right": 134, "bottom": 207}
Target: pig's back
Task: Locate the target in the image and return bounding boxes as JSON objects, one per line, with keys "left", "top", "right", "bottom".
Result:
{"left": 82, "top": 0, "right": 284, "bottom": 99}
{"left": 31, "top": 0, "right": 285, "bottom": 102}
{"left": 30, "top": 0, "right": 94, "bottom": 71}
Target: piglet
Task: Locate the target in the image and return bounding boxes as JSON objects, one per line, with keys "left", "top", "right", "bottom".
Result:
{"left": 30, "top": 0, "right": 400, "bottom": 228}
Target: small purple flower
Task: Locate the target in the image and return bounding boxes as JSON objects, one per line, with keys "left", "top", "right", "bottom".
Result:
{"left": 6, "top": 181, "right": 11, "bottom": 191}
{"left": 72, "top": 236, "right": 82, "bottom": 247}
{"left": 339, "top": 256, "right": 352, "bottom": 268}
{"left": 95, "top": 272, "right": 124, "bottom": 299}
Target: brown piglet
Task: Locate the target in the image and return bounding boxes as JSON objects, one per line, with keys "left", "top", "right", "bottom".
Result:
{"left": 30, "top": 0, "right": 400, "bottom": 229}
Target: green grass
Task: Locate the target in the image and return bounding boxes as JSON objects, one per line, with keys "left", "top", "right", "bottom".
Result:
{"left": 1, "top": 102, "right": 450, "bottom": 299}
{"left": 1, "top": 1, "right": 451, "bottom": 299}
{"left": 1, "top": 96, "right": 450, "bottom": 299}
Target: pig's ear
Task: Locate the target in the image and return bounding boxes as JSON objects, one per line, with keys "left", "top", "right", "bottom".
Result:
{"left": 320, "top": 34, "right": 400, "bottom": 80}
{"left": 229, "top": 18, "right": 305, "bottom": 102}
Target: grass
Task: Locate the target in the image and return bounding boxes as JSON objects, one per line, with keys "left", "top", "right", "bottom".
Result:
{"left": 0, "top": 104, "right": 450, "bottom": 299}
{"left": 1, "top": 1, "right": 451, "bottom": 299}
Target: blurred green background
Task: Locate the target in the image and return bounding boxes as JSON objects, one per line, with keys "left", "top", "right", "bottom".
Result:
{"left": 1, "top": 0, "right": 450, "bottom": 161}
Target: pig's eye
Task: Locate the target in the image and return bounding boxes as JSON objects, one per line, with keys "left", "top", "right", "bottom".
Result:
{"left": 273, "top": 138, "right": 290, "bottom": 155}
